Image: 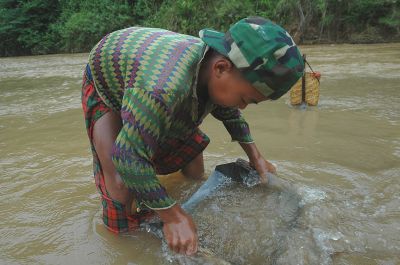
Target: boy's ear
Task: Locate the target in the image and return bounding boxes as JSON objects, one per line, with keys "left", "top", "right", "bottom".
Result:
{"left": 212, "top": 58, "right": 233, "bottom": 77}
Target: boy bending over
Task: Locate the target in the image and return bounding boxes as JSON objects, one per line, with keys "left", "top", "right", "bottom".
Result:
{"left": 81, "top": 17, "right": 304, "bottom": 255}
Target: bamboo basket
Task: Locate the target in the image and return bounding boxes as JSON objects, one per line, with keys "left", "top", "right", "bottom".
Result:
{"left": 290, "top": 55, "right": 321, "bottom": 106}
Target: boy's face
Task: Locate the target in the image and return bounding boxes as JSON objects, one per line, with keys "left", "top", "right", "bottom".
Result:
{"left": 207, "top": 58, "right": 268, "bottom": 109}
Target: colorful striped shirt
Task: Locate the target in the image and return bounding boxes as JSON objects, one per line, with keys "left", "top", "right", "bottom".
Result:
{"left": 88, "top": 27, "right": 253, "bottom": 209}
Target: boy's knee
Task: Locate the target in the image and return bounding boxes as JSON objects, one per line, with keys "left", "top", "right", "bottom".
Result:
{"left": 182, "top": 154, "right": 205, "bottom": 180}
{"left": 182, "top": 167, "right": 204, "bottom": 180}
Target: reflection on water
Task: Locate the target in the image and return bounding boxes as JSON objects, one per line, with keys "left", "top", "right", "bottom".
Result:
{"left": 1, "top": 44, "right": 399, "bottom": 265}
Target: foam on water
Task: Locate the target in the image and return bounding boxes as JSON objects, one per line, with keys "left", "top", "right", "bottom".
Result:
{"left": 298, "top": 186, "right": 327, "bottom": 206}
{"left": 161, "top": 153, "right": 400, "bottom": 265}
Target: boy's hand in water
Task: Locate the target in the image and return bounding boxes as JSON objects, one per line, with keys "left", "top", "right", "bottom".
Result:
{"left": 156, "top": 204, "right": 198, "bottom": 255}
{"left": 250, "top": 157, "right": 277, "bottom": 184}
{"left": 239, "top": 142, "right": 276, "bottom": 184}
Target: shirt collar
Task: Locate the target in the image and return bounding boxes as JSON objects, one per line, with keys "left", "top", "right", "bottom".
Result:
{"left": 191, "top": 45, "right": 210, "bottom": 123}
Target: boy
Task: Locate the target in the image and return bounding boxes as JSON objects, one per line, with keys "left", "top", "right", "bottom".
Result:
{"left": 81, "top": 17, "right": 304, "bottom": 256}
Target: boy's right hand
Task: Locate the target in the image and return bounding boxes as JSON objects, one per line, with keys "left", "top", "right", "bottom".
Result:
{"left": 155, "top": 204, "right": 198, "bottom": 255}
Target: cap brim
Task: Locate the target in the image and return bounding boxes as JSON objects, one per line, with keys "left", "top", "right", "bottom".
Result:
{"left": 199, "top": 29, "right": 228, "bottom": 56}
{"left": 268, "top": 89, "right": 286, "bottom": 100}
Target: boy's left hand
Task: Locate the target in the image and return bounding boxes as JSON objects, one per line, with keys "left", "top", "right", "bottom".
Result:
{"left": 239, "top": 142, "right": 276, "bottom": 184}
{"left": 249, "top": 157, "right": 276, "bottom": 184}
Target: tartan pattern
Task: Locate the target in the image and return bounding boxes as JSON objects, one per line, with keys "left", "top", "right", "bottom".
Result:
{"left": 81, "top": 64, "right": 111, "bottom": 141}
{"left": 101, "top": 191, "right": 154, "bottom": 233}
{"left": 101, "top": 195, "right": 137, "bottom": 233}
{"left": 87, "top": 27, "right": 254, "bottom": 209}
{"left": 153, "top": 129, "right": 210, "bottom": 175}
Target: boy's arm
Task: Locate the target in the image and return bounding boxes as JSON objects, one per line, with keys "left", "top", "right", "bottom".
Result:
{"left": 211, "top": 106, "right": 276, "bottom": 182}
{"left": 112, "top": 87, "right": 176, "bottom": 210}
{"left": 112, "top": 87, "right": 198, "bottom": 255}
{"left": 239, "top": 142, "right": 276, "bottom": 184}
{"left": 211, "top": 106, "right": 253, "bottom": 143}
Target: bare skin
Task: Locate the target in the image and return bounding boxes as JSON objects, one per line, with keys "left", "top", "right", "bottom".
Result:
{"left": 92, "top": 51, "right": 276, "bottom": 256}
{"left": 199, "top": 52, "right": 269, "bottom": 110}
{"left": 92, "top": 111, "right": 131, "bottom": 209}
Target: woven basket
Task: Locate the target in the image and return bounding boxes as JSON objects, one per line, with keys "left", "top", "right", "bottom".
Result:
{"left": 290, "top": 72, "right": 321, "bottom": 106}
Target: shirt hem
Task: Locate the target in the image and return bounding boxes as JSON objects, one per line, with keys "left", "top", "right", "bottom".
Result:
{"left": 240, "top": 140, "right": 255, "bottom": 144}
{"left": 142, "top": 200, "right": 177, "bottom": 211}
{"left": 231, "top": 139, "right": 255, "bottom": 144}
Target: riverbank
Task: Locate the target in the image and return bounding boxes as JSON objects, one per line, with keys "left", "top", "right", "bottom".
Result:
{"left": 2, "top": 42, "right": 400, "bottom": 62}
{"left": 1, "top": 0, "right": 399, "bottom": 57}
{"left": 2, "top": 40, "right": 400, "bottom": 59}
{"left": 301, "top": 31, "right": 400, "bottom": 45}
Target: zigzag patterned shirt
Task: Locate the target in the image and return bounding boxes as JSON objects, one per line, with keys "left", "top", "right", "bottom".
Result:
{"left": 88, "top": 27, "right": 253, "bottom": 209}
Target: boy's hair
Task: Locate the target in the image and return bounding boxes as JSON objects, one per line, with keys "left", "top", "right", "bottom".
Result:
{"left": 201, "top": 48, "right": 232, "bottom": 69}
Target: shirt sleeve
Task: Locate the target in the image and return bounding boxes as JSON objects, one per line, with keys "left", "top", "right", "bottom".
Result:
{"left": 211, "top": 106, "right": 254, "bottom": 143}
{"left": 111, "top": 88, "right": 176, "bottom": 210}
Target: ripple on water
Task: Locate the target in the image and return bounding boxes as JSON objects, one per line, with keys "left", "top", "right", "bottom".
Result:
{"left": 318, "top": 94, "right": 400, "bottom": 125}
{"left": 0, "top": 53, "right": 87, "bottom": 79}
{"left": 0, "top": 77, "right": 82, "bottom": 118}
{"left": 0, "top": 146, "right": 99, "bottom": 263}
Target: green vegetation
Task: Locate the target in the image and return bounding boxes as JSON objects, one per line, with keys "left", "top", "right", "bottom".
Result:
{"left": 1, "top": 0, "right": 399, "bottom": 56}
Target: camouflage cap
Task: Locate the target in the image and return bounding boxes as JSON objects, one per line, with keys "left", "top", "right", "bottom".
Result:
{"left": 199, "top": 17, "right": 304, "bottom": 100}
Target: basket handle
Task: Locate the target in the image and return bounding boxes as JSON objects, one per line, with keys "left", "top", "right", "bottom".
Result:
{"left": 301, "top": 55, "right": 306, "bottom": 103}
{"left": 303, "top": 53, "right": 320, "bottom": 84}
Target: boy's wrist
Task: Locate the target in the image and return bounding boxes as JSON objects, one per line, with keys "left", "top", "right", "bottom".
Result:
{"left": 239, "top": 142, "right": 262, "bottom": 162}
{"left": 155, "top": 204, "right": 186, "bottom": 223}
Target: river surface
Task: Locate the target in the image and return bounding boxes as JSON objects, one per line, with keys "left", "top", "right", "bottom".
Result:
{"left": 1, "top": 44, "right": 399, "bottom": 265}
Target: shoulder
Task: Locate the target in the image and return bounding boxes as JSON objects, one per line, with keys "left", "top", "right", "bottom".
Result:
{"left": 129, "top": 32, "right": 206, "bottom": 103}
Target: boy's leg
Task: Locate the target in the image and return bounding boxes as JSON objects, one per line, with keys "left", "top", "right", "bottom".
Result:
{"left": 81, "top": 65, "right": 151, "bottom": 233}
{"left": 181, "top": 153, "right": 205, "bottom": 180}
{"left": 92, "top": 111, "right": 133, "bottom": 214}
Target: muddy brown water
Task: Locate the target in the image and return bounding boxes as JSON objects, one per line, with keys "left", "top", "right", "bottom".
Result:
{"left": 1, "top": 43, "right": 399, "bottom": 265}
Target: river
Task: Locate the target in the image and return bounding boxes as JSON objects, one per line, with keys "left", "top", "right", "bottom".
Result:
{"left": 0, "top": 43, "right": 399, "bottom": 265}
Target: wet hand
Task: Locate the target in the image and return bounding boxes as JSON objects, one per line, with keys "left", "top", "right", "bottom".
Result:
{"left": 250, "top": 157, "right": 277, "bottom": 184}
{"left": 239, "top": 142, "right": 276, "bottom": 184}
{"left": 156, "top": 204, "right": 198, "bottom": 255}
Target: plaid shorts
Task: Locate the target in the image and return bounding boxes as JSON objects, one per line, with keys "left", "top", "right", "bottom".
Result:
{"left": 81, "top": 64, "right": 209, "bottom": 233}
